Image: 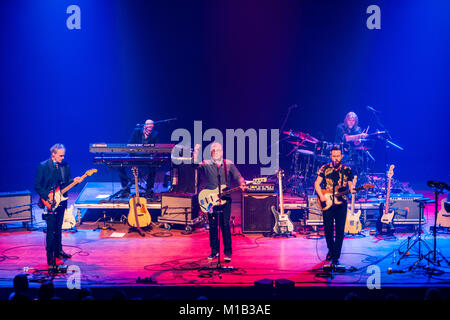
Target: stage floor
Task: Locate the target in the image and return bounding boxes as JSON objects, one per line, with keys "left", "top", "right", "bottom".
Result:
{"left": 0, "top": 190, "right": 449, "bottom": 300}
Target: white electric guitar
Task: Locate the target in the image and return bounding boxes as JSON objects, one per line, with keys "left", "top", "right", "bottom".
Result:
{"left": 377, "top": 165, "right": 395, "bottom": 233}
{"left": 344, "top": 176, "right": 362, "bottom": 234}
{"left": 198, "top": 177, "right": 267, "bottom": 213}
{"left": 62, "top": 205, "right": 76, "bottom": 230}
{"left": 271, "top": 169, "right": 294, "bottom": 234}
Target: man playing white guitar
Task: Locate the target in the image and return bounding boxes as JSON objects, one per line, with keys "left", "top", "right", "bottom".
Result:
{"left": 314, "top": 145, "right": 355, "bottom": 268}
{"left": 193, "top": 142, "right": 246, "bottom": 263}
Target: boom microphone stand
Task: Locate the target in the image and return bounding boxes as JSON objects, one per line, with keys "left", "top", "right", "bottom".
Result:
{"left": 423, "top": 181, "right": 450, "bottom": 267}
{"left": 366, "top": 106, "right": 403, "bottom": 195}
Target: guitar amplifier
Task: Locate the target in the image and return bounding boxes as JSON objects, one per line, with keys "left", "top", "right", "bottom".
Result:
{"left": 160, "top": 192, "right": 199, "bottom": 222}
{"left": 390, "top": 194, "right": 424, "bottom": 225}
{"left": 0, "top": 191, "right": 33, "bottom": 224}
{"left": 306, "top": 195, "right": 323, "bottom": 226}
{"left": 246, "top": 183, "right": 275, "bottom": 193}
{"left": 242, "top": 193, "right": 277, "bottom": 233}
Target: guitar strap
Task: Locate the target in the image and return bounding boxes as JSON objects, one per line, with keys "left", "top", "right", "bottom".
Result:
{"left": 223, "top": 159, "right": 228, "bottom": 186}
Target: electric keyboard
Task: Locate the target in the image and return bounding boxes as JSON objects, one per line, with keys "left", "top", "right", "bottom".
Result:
{"left": 89, "top": 143, "right": 175, "bottom": 154}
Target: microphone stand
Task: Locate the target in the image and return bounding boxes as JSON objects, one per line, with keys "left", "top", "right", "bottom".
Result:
{"left": 367, "top": 108, "right": 403, "bottom": 196}
{"left": 423, "top": 186, "right": 449, "bottom": 267}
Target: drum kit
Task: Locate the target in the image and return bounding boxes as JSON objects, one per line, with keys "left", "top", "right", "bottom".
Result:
{"left": 283, "top": 130, "right": 377, "bottom": 197}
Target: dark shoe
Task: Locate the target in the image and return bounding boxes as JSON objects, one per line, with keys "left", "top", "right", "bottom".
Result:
{"left": 224, "top": 255, "right": 232, "bottom": 263}
{"left": 57, "top": 251, "right": 72, "bottom": 259}
{"left": 47, "top": 258, "right": 56, "bottom": 268}
{"left": 207, "top": 253, "right": 219, "bottom": 260}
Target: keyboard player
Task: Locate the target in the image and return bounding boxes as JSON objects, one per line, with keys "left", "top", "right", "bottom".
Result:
{"left": 118, "top": 119, "right": 159, "bottom": 198}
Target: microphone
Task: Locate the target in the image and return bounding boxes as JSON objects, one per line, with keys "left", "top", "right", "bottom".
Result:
{"left": 427, "top": 180, "right": 450, "bottom": 191}
{"left": 367, "top": 105, "right": 380, "bottom": 113}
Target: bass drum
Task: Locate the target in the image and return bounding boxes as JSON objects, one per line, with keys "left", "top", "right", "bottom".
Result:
{"left": 314, "top": 141, "right": 333, "bottom": 163}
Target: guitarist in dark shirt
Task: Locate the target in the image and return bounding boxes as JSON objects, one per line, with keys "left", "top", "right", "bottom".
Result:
{"left": 34, "top": 144, "right": 82, "bottom": 268}
{"left": 193, "top": 142, "right": 245, "bottom": 263}
{"left": 314, "top": 146, "right": 354, "bottom": 268}
{"left": 118, "top": 119, "right": 159, "bottom": 198}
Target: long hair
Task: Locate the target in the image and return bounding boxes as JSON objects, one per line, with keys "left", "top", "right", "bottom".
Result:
{"left": 343, "top": 112, "right": 359, "bottom": 132}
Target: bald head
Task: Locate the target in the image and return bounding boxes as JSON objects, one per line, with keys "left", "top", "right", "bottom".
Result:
{"left": 143, "top": 119, "right": 154, "bottom": 136}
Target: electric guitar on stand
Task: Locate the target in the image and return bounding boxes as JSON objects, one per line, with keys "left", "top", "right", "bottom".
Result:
{"left": 127, "top": 167, "right": 152, "bottom": 236}
{"left": 377, "top": 165, "right": 395, "bottom": 234}
{"left": 271, "top": 169, "right": 294, "bottom": 235}
{"left": 345, "top": 176, "right": 362, "bottom": 234}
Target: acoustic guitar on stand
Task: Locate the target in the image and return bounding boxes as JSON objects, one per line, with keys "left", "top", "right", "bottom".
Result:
{"left": 127, "top": 167, "right": 152, "bottom": 236}
{"left": 436, "top": 198, "right": 450, "bottom": 228}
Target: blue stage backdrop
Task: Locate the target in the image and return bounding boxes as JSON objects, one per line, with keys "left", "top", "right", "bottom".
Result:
{"left": 0, "top": 0, "right": 448, "bottom": 196}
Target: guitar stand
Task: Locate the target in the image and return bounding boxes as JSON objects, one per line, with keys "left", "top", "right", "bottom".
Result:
{"left": 271, "top": 232, "right": 296, "bottom": 238}
{"left": 128, "top": 226, "right": 149, "bottom": 237}
{"left": 94, "top": 211, "right": 116, "bottom": 231}
{"left": 231, "top": 216, "right": 245, "bottom": 237}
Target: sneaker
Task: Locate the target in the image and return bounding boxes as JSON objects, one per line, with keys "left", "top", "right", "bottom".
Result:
{"left": 207, "top": 253, "right": 219, "bottom": 260}
{"left": 224, "top": 255, "right": 232, "bottom": 263}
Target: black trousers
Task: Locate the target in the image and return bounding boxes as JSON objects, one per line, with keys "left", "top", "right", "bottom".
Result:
{"left": 323, "top": 203, "right": 347, "bottom": 263}
{"left": 208, "top": 199, "right": 232, "bottom": 256}
{"left": 45, "top": 205, "right": 65, "bottom": 263}
{"left": 118, "top": 167, "right": 156, "bottom": 193}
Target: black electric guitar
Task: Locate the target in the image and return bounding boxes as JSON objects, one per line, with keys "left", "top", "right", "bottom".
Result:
{"left": 271, "top": 169, "right": 294, "bottom": 234}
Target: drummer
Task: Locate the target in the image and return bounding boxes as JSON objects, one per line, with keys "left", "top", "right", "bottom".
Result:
{"left": 335, "top": 112, "right": 368, "bottom": 148}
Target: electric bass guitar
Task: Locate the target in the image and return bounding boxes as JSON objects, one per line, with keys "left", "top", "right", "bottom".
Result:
{"left": 344, "top": 176, "right": 362, "bottom": 234}
{"left": 198, "top": 177, "right": 267, "bottom": 213}
{"left": 40, "top": 169, "right": 97, "bottom": 211}
{"left": 317, "top": 184, "right": 374, "bottom": 211}
{"left": 271, "top": 169, "right": 294, "bottom": 234}
{"left": 377, "top": 165, "right": 395, "bottom": 234}
{"left": 127, "top": 167, "right": 152, "bottom": 234}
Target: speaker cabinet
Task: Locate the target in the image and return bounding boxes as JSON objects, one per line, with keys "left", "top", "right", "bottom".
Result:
{"left": 241, "top": 193, "right": 277, "bottom": 233}
{"left": 0, "top": 190, "right": 32, "bottom": 224}
{"left": 306, "top": 195, "right": 323, "bottom": 226}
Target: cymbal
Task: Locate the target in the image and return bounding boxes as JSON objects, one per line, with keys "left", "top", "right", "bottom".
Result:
{"left": 354, "top": 146, "right": 372, "bottom": 151}
{"left": 287, "top": 141, "right": 307, "bottom": 147}
{"left": 283, "top": 130, "right": 319, "bottom": 144}
{"left": 296, "top": 149, "right": 315, "bottom": 156}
